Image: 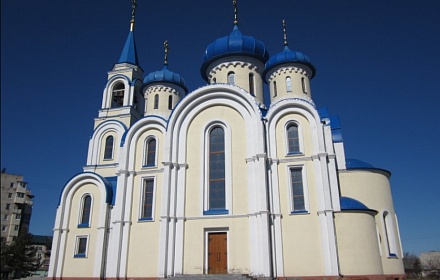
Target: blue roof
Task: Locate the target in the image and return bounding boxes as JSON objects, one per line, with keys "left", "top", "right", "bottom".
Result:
{"left": 201, "top": 25, "right": 270, "bottom": 81}
{"left": 346, "top": 158, "right": 376, "bottom": 169}
{"left": 143, "top": 66, "right": 187, "bottom": 92}
{"left": 264, "top": 45, "right": 315, "bottom": 80}
{"left": 118, "top": 31, "right": 138, "bottom": 65}
{"left": 340, "top": 196, "right": 371, "bottom": 211}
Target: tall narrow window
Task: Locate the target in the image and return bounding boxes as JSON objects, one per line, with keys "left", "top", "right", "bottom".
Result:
{"left": 227, "top": 72, "right": 235, "bottom": 85}
{"left": 112, "top": 83, "right": 124, "bottom": 108}
{"left": 208, "top": 127, "right": 226, "bottom": 212}
{"left": 301, "top": 77, "right": 306, "bottom": 94}
{"left": 290, "top": 168, "right": 305, "bottom": 212}
{"left": 75, "top": 236, "right": 88, "bottom": 258}
{"left": 103, "top": 136, "right": 114, "bottom": 160}
{"left": 140, "top": 179, "right": 154, "bottom": 220}
{"left": 273, "top": 81, "right": 278, "bottom": 97}
{"left": 249, "top": 73, "right": 254, "bottom": 95}
{"left": 286, "top": 77, "right": 292, "bottom": 92}
{"left": 154, "top": 94, "right": 159, "bottom": 109}
{"left": 145, "top": 138, "right": 156, "bottom": 167}
{"left": 287, "top": 123, "right": 300, "bottom": 154}
{"left": 79, "top": 195, "right": 91, "bottom": 227}
{"left": 383, "top": 212, "right": 397, "bottom": 256}
{"left": 168, "top": 95, "right": 173, "bottom": 110}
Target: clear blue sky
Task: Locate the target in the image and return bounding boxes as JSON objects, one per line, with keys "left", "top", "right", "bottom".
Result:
{"left": 2, "top": 1, "right": 439, "bottom": 255}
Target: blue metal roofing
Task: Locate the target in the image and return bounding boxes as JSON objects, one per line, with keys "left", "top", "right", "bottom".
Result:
{"left": 340, "top": 196, "right": 371, "bottom": 211}
{"left": 118, "top": 31, "right": 138, "bottom": 65}
{"left": 346, "top": 158, "right": 376, "bottom": 169}
{"left": 200, "top": 25, "right": 270, "bottom": 81}
{"left": 143, "top": 66, "right": 187, "bottom": 92}
{"left": 264, "top": 45, "right": 315, "bottom": 80}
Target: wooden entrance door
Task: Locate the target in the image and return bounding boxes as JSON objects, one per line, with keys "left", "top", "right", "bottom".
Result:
{"left": 208, "top": 232, "right": 227, "bottom": 274}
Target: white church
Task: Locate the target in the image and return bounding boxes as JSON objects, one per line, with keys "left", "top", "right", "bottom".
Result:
{"left": 48, "top": 2, "right": 405, "bottom": 279}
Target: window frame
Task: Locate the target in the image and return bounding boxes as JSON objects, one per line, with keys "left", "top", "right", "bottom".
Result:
{"left": 143, "top": 137, "right": 157, "bottom": 168}
{"left": 111, "top": 82, "right": 125, "bottom": 108}
{"left": 286, "top": 76, "right": 292, "bottom": 92}
{"left": 227, "top": 72, "right": 235, "bottom": 85}
{"left": 287, "top": 165, "right": 309, "bottom": 214}
{"left": 301, "top": 77, "right": 307, "bottom": 94}
{"left": 284, "top": 121, "right": 304, "bottom": 156}
{"left": 203, "top": 123, "right": 232, "bottom": 215}
{"left": 273, "top": 81, "right": 278, "bottom": 97}
{"left": 154, "top": 94, "right": 159, "bottom": 109}
{"left": 78, "top": 194, "right": 92, "bottom": 228}
{"left": 139, "top": 177, "right": 156, "bottom": 221}
{"left": 103, "top": 135, "right": 114, "bottom": 160}
{"left": 74, "top": 235, "right": 89, "bottom": 258}
{"left": 249, "top": 73, "right": 255, "bottom": 95}
{"left": 168, "top": 95, "right": 173, "bottom": 110}
{"left": 382, "top": 211, "right": 398, "bottom": 258}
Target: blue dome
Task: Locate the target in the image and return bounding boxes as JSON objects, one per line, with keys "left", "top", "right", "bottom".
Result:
{"left": 345, "top": 158, "right": 376, "bottom": 169}
{"left": 264, "top": 45, "right": 316, "bottom": 80}
{"left": 143, "top": 66, "right": 187, "bottom": 92}
{"left": 201, "top": 25, "right": 270, "bottom": 81}
{"left": 340, "top": 196, "right": 370, "bottom": 211}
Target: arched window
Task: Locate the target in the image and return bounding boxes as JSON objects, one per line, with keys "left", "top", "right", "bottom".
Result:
{"left": 154, "top": 94, "right": 159, "bottom": 109}
{"left": 273, "top": 81, "right": 278, "bottom": 97}
{"left": 112, "top": 83, "right": 125, "bottom": 108}
{"left": 144, "top": 138, "right": 156, "bottom": 167}
{"left": 227, "top": 72, "right": 235, "bottom": 85}
{"left": 249, "top": 73, "right": 254, "bottom": 95}
{"left": 79, "top": 195, "right": 91, "bottom": 227}
{"left": 208, "top": 127, "right": 226, "bottom": 211}
{"left": 168, "top": 95, "right": 173, "bottom": 110}
{"left": 287, "top": 123, "right": 300, "bottom": 154}
{"left": 103, "top": 136, "right": 114, "bottom": 160}
{"left": 212, "top": 77, "right": 216, "bottom": 84}
{"left": 301, "top": 77, "right": 306, "bottom": 94}
{"left": 286, "top": 76, "right": 292, "bottom": 92}
{"left": 383, "top": 211, "right": 397, "bottom": 256}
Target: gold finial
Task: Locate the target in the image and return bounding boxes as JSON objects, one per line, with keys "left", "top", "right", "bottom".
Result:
{"left": 233, "top": 0, "right": 238, "bottom": 25}
{"left": 283, "top": 19, "right": 288, "bottom": 47}
{"left": 164, "top": 40, "right": 169, "bottom": 66}
{"left": 130, "top": 0, "right": 137, "bottom": 32}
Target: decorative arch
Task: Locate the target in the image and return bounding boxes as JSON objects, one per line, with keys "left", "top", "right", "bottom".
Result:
{"left": 121, "top": 116, "right": 167, "bottom": 172}
{"left": 87, "top": 120, "right": 128, "bottom": 166}
{"left": 166, "top": 84, "right": 264, "bottom": 164}
{"left": 103, "top": 75, "right": 131, "bottom": 109}
{"left": 50, "top": 172, "right": 113, "bottom": 278}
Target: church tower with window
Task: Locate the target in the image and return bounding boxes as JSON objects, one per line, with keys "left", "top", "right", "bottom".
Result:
{"left": 48, "top": 2, "right": 405, "bottom": 280}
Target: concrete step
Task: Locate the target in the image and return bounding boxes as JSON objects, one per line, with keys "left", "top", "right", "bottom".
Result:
{"left": 169, "top": 274, "right": 256, "bottom": 280}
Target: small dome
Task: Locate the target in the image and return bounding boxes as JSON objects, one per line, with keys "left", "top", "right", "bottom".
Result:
{"left": 200, "top": 25, "right": 270, "bottom": 81}
{"left": 143, "top": 66, "right": 187, "bottom": 92}
{"left": 340, "top": 196, "right": 370, "bottom": 211}
{"left": 264, "top": 45, "right": 316, "bottom": 80}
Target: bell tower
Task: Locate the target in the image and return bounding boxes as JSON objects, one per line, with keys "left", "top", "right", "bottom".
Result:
{"left": 95, "top": 0, "right": 145, "bottom": 129}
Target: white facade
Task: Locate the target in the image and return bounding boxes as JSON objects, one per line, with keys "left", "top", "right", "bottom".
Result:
{"left": 48, "top": 5, "right": 405, "bottom": 280}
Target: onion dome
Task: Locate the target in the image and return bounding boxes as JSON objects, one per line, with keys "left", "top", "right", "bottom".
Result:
{"left": 264, "top": 20, "right": 316, "bottom": 80}
{"left": 265, "top": 45, "right": 315, "bottom": 77}
{"left": 200, "top": 25, "right": 270, "bottom": 81}
{"left": 143, "top": 65, "right": 187, "bottom": 93}
{"left": 143, "top": 40, "right": 188, "bottom": 93}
